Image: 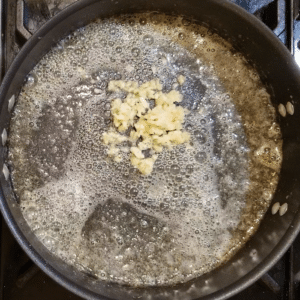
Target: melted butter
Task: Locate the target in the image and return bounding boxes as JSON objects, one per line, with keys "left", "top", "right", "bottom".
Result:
{"left": 8, "top": 13, "right": 282, "bottom": 287}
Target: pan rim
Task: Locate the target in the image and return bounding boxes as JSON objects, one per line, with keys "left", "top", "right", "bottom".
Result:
{"left": 0, "top": 0, "right": 300, "bottom": 299}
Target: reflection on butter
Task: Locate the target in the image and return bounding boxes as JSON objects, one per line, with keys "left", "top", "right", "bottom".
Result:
{"left": 254, "top": 140, "right": 282, "bottom": 171}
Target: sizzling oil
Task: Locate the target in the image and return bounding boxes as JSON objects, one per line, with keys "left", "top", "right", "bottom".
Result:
{"left": 8, "top": 13, "right": 282, "bottom": 286}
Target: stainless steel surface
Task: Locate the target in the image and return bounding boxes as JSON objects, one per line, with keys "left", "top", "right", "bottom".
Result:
{"left": 1, "top": 1, "right": 300, "bottom": 299}
{"left": 25, "top": 0, "right": 78, "bottom": 33}
{"left": 0, "top": 0, "right": 3, "bottom": 82}
{"left": 17, "top": 0, "right": 31, "bottom": 40}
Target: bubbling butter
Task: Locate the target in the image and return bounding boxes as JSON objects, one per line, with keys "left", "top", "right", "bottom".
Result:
{"left": 8, "top": 12, "right": 283, "bottom": 288}
{"left": 102, "top": 78, "right": 190, "bottom": 175}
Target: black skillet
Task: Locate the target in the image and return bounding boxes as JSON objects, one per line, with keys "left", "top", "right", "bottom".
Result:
{"left": 0, "top": 0, "right": 300, "bottom": 299}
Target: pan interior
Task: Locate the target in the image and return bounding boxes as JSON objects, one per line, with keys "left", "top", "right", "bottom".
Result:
{"left": 8, "top": 13, "right": 282, "bottom": 287}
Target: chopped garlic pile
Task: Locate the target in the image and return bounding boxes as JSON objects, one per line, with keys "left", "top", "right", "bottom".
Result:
{"left": 102, "top": 78, "right": 190, "bottom": 175}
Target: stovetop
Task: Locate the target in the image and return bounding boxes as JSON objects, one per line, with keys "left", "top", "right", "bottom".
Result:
{"left": 1, "top": 1, "right": 300, "bottom": 299}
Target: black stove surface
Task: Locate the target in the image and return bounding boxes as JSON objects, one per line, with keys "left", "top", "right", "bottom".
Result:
{"left": 1, "top": 0, "right": 300, "bottom": 299}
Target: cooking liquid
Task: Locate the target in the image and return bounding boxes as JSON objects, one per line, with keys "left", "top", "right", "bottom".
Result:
{"left": 8, "top": 14, "right": 282, "bottom": 286}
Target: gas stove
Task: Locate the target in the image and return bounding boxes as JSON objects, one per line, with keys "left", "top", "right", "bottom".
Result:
{"left": 1, "top": 1, "right": 300, "bottom": 299}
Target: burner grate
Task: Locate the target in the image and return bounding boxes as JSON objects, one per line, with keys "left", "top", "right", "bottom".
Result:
{"left": 1, "top": 1, "right": 300, "bottom": 299}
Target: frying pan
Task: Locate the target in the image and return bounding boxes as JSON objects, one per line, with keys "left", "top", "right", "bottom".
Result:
{"left": 1, "top": 0, "right": 300, "bottom": 299}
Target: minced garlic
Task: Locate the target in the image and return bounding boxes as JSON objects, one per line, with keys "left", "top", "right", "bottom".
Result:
{"left": 177, "top": 75, "right": 186, "bottom": 85}
{"left": 102, "top": 79, "right": 190, "bottom": 175}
